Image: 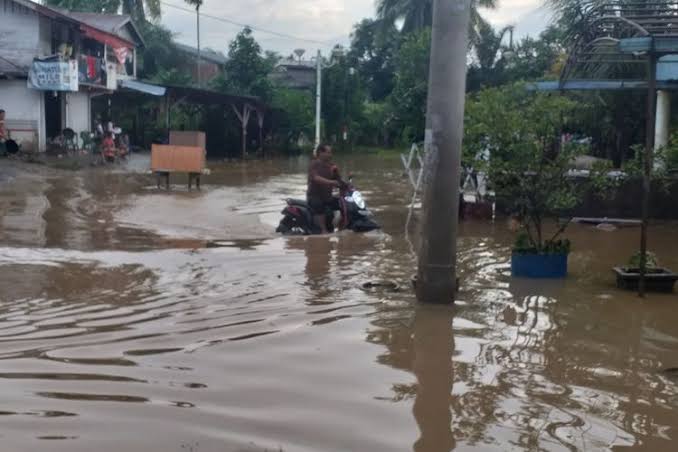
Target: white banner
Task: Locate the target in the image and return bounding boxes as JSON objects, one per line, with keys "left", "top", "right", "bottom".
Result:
{"left": 28, "top": 60, "right": 79, "bottom": 92}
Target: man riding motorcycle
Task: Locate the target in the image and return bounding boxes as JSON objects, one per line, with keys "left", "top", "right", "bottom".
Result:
{"left": 307, "top": 144, "right": 342, "bottom": 234}
{"left": 276, "top": 145, "right": 379, "bottom": 236}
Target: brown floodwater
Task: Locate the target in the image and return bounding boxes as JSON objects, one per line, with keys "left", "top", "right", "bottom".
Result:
{"left": 1, "top": 154, "right": 678, "bottom": 452}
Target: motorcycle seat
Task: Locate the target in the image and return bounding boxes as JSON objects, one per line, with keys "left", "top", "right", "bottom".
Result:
{"left": 287, "top": 198, "right": 310, "bottom": 209}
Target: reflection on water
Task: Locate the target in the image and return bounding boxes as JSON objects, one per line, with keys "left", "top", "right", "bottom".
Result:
{"left": 1, "top": 156, "right": 678, "bottom": 451}
{"left": 413, "top": 305, "right": 455, "bottom": 452}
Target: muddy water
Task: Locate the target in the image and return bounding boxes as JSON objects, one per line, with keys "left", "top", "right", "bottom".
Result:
{"left": 1, "top": 154, "right": 678, "bottom": 451}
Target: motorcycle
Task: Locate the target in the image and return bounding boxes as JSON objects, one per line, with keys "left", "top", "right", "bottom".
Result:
{"left": 276, "top": 176, "right": 380, "bottom": 235}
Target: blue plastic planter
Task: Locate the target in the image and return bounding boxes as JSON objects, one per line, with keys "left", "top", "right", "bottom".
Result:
{"left": 511, "top": 253, "right": 568, "bottom": 279}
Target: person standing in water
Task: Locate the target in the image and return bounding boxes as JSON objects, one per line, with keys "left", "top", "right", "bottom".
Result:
{"left": 307, "top": 144, "right": 340, "bottom": 234}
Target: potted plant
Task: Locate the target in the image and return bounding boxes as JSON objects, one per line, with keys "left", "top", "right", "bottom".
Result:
{"left": 614, "top": 252, "right": 678, "bottom": 293}
{"left": 615, "top": 143, "right": 678, "bottom": 293}
{"left": 464, "top": 85, "right": 614, "bottom": 278}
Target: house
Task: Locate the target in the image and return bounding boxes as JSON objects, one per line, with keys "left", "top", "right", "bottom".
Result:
{"left": 0, "top": 0, "right": 145, "bottom": 151}
{"left": 270, "top": 59, "right": 316, "bottom": 90}
{"left": 174, "top": 43, "right": 227, "bottom": 84}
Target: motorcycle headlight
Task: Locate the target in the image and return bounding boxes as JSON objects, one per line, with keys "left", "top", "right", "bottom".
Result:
{"left": 352, "top": 191, "right": 366, "bottom": 210}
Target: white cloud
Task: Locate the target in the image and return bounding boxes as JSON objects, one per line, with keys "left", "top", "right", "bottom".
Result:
{"left": 161, "top": 0, "right": 373, "bottom": 57}
{"left": 160, "top": 0, "right": 550, "bottom": 57}
{"left": 483, "top": 0, "right": 551, "bottom": 38}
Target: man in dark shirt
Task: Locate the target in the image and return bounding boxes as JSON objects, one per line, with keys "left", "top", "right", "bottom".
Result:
{"left": 308, "top": 144, "right": 341, "bottom": 234}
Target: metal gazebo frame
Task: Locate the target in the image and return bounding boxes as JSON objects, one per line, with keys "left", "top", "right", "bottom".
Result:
{"left": 550, "top": 1, "right": 678, "bottom": 295}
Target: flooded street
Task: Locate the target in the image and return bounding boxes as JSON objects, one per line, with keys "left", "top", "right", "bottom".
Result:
{"left": 1, "top": 154, "right": 678, "bottom": 451}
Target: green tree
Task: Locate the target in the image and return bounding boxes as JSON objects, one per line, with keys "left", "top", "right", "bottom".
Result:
{"left": 467, "top": 22, "right": 513, "bottom": 90}
{"left": 213, "top": 27, "right": 273, "bottom": 101}
{"left": 136, "top": 22, "right": 179, "bottom": 79}
{"left": 467, "top": 22, "right": 566, "bottom": 90}
{"left": 270, "top": 88, "right": 315, "bottom": 152}
{"left": 464, "top": 85, "right": 613, "bottom": 252}
{"left": 388, "top": 28, "right": 431, "bottom": 144}
{"left": 321, "top": 47, "right": 366, "bottom": 147}
{"left": 504, "top": 25, "right": 566, "bottom": 82}
{"left": 348, "top": 19, "right": 400, "bottom": 102}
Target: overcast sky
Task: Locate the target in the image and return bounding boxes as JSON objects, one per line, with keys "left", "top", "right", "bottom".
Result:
{"left": 160, "top": 0, "right": 550, "bottom": 58}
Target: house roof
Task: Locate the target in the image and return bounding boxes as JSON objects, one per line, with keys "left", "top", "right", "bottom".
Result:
{"left": 174, "top": 43, "right": 227, "bottom": 66}
{"left": 277, "top": 60, "right": 316, "bottom": 70}
{"left": 10, "top": 0, "right": 143, "bottom": 48}
{"left": 163, "top": 84, "right": 266, "bottom": 110}
{"left": 0, "top": 56, "right": 27, "bottom": 76}
{"left": 66, "top": 12, "right": 145, "bottom": 47}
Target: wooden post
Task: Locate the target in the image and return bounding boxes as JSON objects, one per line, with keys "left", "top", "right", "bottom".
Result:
{"left": 156, "top": 172, "right": 170, "bottom": 190}
{"left": 232, "top": 103, "right": 252, "bottom": 159}
{"left": 165, "top": 95, "right": 171, "bottom": 134}
{"left": 256, "top": 108, "right": 264, "bottom": 155}
{"left": 188, "top": 173, "right": 201, "bottom": 190}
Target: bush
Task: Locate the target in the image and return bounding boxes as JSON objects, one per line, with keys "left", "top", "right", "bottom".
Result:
{"left": 464, "top": 84, "right": 615, "bottom": 253}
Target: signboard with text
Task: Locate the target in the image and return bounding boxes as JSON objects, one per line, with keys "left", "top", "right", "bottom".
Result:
{"left": 28, "top": 60, "right": 79, "bottom": 92}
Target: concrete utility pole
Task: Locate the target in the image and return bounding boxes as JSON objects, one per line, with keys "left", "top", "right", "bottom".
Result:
{"left": 655, "top": 90, "right": 671, "bottom": 155}
{"left": 640, "top": 55, "right": 658, "bottom": 297}
{"left": 196, "top": 4, "right": 201, "bottom": 87}
{"left": 315, "top": 49, "right": 322, "bottom": 149}
{"left": 416, "top": 0, "right": 471, "bottom": 304}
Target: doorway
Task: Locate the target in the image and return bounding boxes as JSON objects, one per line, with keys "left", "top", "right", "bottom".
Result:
{"left": 44, "top": 91, "right": 62, "bottom": 139}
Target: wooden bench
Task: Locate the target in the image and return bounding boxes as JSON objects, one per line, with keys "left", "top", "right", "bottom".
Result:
{"left": 151, "top": 131, "right": 207, "bottom": 190}
{"left": 151, "top": 144, "right": 206, "bottom": 190}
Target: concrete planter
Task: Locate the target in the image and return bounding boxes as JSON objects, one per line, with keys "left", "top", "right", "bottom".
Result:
{"left": 613, "top": 267, "right": 678, "bottom": 293}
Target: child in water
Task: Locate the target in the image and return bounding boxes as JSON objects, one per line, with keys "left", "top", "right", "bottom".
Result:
{"left": 101, "top": 132, "right": 116, "bottom": 163}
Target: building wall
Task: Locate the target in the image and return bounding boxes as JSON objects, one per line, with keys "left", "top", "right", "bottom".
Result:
{"left": 178, "top": 57, "right": 221, "bottom": 84}
{"left": 270, "top": 65, "right": 316, "bottom": 90}
{"left": 0, "top": 0, "right": 41, "bottom": 68}
{"left": 64, "top": 91, "right": 91, "bottom": 135}
{"left": 38, "top": 15, "right": 53, "bottom": 56}
{"left": 0, "top": 79, "right": 45, "bottom": 151}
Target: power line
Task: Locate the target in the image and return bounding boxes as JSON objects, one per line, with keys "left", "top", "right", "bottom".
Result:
{"left": 160, "top": 1, "right": 336, "bottom": 46}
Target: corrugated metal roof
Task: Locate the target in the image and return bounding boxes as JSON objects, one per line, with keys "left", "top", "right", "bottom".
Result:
{"left": 119, "top": 79, "right": 166, "bottom": 96}
{"left": 10, "top": 1, "right": 144, "bottom": 48}
{"left": 0, "top": 56, "right": 27, "bottom": 76}
{"left": 529, "top": 80, "right": 678, "bottom": 91}
{"left": 67, "top": 13, "right": 130, "bottom": 34}
{"left": 174, "top": 43, "right": 227, "bottom": 66}
{"left": 66, "top": 12, "right": 145, "bottom": 47}
{"left": 277, "top": 60, "right": 316, "bottom": 69}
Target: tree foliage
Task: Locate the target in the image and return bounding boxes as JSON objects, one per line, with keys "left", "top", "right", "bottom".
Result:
{"left": 465, "top": 85, "right": 615, "bottom": 251}
{"left": 389, "top": 28, "right": 432, "bottom": 144}
{"left": 213, "top": 28, "right": 274, "bottom": 101}
{"left": 348, "top": 19, "right": 400, "bottom": 102}
{"left": 270, "top": 88, "right": 315, "bottom": 152}
{"left": 376, "top": 0, "right": 499, "bottom": 46}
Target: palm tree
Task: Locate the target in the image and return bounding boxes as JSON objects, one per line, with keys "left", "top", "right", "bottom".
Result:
{"left": 121, "top": 0, "right": 161, "bottom": 22}
{"left": 376, "top": 0, "right": 499, "bottom": 44}
{"left": 474, "top": 23, "right": 513, "bottom": 72}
